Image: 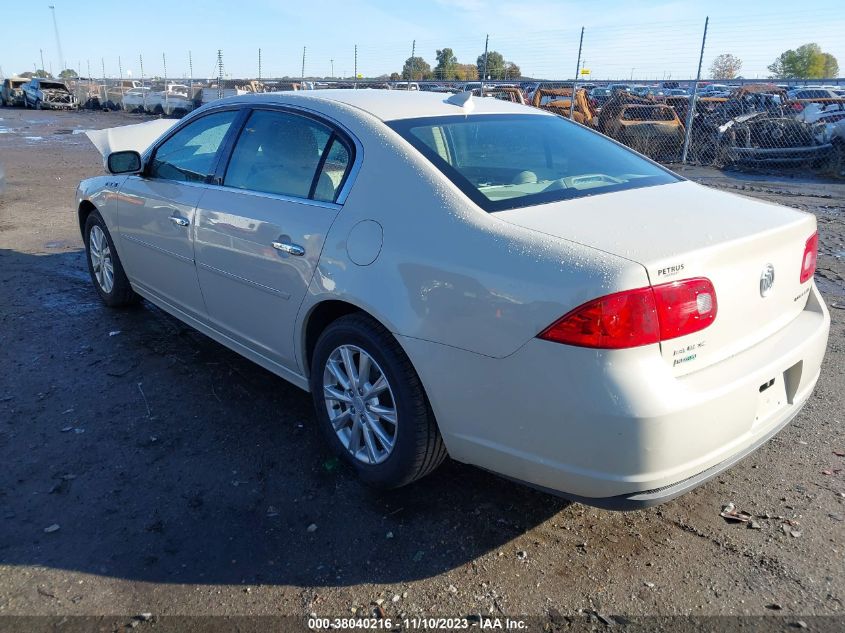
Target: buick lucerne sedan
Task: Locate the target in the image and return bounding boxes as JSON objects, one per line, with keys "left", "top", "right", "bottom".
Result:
{"left": 76, "top": 90, "right": 830, "bottom": 509}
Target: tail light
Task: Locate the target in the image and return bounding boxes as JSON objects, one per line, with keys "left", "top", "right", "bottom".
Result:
{"left": 800, "top": 232, "right": 818, "bottom": 283}
{"left": 538, "top": 278, "right": 717, "bottom": 349}
{"left": 791, "top": 102, "right": 804, "bottom": 112}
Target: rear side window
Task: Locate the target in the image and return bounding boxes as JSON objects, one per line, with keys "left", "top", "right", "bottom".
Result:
{"left": 224, "top": 110, "right": 350, "bottom": 202}
{"left": 151, "top": 110, "right": 239, "bottom": 182}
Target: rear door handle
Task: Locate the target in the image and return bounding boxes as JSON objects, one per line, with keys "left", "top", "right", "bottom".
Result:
{"left": 272, "top": 240, "right": 305, "bottom": 256}
{"left": 169, "top": 216, "right": 190, "bottom": 227}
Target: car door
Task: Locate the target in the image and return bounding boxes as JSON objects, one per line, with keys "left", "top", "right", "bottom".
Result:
{"left": 193, "top": 107, "right": 355, "bottom": 370}
{"left": 117, "top": 109, "right": 243, "bottom": 320}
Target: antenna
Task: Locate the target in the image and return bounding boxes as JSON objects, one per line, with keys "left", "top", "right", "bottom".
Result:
{"left": 445, "top": 91, "right": 474, "bottom": 111}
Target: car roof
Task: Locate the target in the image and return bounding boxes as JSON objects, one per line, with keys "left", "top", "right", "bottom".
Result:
{"left": 221, "top": 89, "right": 548, "bottom": 122}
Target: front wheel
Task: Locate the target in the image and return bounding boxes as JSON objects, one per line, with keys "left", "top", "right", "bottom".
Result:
{"left": 310, "top": 313, "right": 447, "bottom": 488}
{"left": 84, "top": 211, "right": 140, "bottom": 307}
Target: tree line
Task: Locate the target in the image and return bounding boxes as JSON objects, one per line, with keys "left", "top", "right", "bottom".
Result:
{"left": 709, "top": 43, "right": 839, "bottom": 80}
{"left": 393, "top": 48, "right": 521, "bottom": 81}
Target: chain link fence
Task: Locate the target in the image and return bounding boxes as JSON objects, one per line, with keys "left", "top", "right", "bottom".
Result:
{"left": 16, "top": 8, "right": 844, "bottom": 177}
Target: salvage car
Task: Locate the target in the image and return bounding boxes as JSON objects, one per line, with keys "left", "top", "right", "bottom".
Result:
{"left": 22, "top": 77, "right": 78, "bottom": 110}
{"left": 1, "top": 76, "right": 28, "bottom": 107}
{"left": 76, "top": 90, "right": 829, "bottom": 509}
{"left": 597, "top": 94, "right": 685, "bottom": 160}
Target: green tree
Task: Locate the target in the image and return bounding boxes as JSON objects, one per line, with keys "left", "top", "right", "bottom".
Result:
{"left": 503, "top": 61, "right": 521, "bottom": 79}
{"left": 402, "top": 56, "right": 431, "bottom": 80}
{"left": 821, "top": 53, "right": 839, "bottom": 78}
{"left": 34, "top": 69, "right": 52, "bottom": 78}
{"left": 768, "top": 43, "right": 839, "bottom": 79}
{"left": 434, "top": 48, "right": 458, "bottom": 80}
{"left": 389, "top": 72, "right": 400, "bottom": 81}
{"left": 477, "top": 50, "right": 505, "bottom": 79}
{"left": 454, "top": 63, "right": 478, "bottom": 81}
{"left": 709, "top": 53, "right": 742, "bottom": 80}
{"left": 59, "top": 68, "right": 78, "bottom": 79}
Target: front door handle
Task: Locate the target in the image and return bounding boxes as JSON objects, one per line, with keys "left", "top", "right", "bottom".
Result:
{"left": 169, "top": 216, "right": 190, "bottom": 227}
{"left": 272, "top": 240, "right": 305, "bottom": 256}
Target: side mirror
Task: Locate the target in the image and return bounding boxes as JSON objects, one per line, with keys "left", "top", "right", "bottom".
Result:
{"left": 107, "top": 150, "right": 142, "bottom": 175}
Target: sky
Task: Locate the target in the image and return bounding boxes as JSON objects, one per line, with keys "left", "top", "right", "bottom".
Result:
{"left": 1, "top": 0, "right": 843, "bottom": 81}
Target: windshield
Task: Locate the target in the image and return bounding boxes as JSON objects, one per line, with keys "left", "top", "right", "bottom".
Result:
{"left": 388, "top": 114, "right": 679, "bottom": 212}
{"left": 40, "top": 81, "right": 67, "bottom": 90}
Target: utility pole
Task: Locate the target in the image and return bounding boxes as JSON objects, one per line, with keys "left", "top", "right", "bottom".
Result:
{"left": 681, "top": 16, "right": 709, "bottom": 165}
{"left": 188, "top": 51, "right": 193, "bottom": 104}
{"left": 331, "top": 58, "right": 334, "bottom": 79}
{"left": 118, "top": 56, "right": 124, "bottom": 104}
{"left": 258, "top": 48, "right": 262, "bottom": 82}
{"left": 39, "top": 49, "right": 45, "bottom": 74}
{"left": 101, "top": 58, "right": 106, "bottom": 102}
{"left": 407, "top": 39, "right": 415, "bottom": 89}
{"left": 217, "top": 50, "right": 224, "bottom": 100}
{"left": 162, "top": 53, "right": 168, "bottom": 111}
{"left": 140, "top": 54, "right": 147, "bottom": 109}
{"left": 301, "top": 46, "right": 306, "bottom": 81}
{"left": 48, "top": 5, "right": 65, "bottom": 73}
{"left": 480, "top": 34, "right": 489, "bottom": 95}
{"left": 569, "top": 26, "right": 585, "bottom": 120}
{"left": 354, "top": 45, "right": 358, "bottom": 89}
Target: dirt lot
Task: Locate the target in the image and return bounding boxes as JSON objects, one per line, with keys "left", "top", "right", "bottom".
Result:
{"left": 0, "top": 108, "right": 844, "bottom": 630}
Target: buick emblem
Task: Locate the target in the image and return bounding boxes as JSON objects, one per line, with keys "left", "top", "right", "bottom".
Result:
{"left": 760, "top": 264, "right": 775, "bottom": 297}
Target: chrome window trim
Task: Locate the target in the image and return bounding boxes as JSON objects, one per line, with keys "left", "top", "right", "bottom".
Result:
{"left": 165, "top": 179, "right": 342, "bottom": 211}
{"left": 142, "top": 100, "right": 363, "bottom": 207}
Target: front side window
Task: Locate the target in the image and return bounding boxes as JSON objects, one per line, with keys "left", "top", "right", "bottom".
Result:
{"left": 150, "top": 110, "right": 239, "bottom": 183}
{"left": 224, "top": 110, "right": 349, "bottom": 202}
{"left": 388, "top": 114, "right": 679, "bottom": 212}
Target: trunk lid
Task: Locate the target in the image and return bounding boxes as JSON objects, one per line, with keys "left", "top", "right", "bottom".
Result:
{"left": 496, "top": 180, "right": 817, "bottom": 376}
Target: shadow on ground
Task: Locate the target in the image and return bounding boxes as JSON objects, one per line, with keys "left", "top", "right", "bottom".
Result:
{"left": 0, "top": 248, "right": 567, "bottom": 587}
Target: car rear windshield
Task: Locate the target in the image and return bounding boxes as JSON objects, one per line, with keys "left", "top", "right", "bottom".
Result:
{"left": 387, "top": 114, "right": 679, "bottom": 212}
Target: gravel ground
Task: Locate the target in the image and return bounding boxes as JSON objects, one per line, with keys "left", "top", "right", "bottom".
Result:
{"left": 0, "top": 108, "right": 843, "bottom": 629}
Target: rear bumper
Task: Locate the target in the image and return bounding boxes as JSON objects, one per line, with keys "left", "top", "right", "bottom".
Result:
{"left": 540, "top": 396, "right": 806, "bottom": 509}
{"left": 401, "top": 283, "right": 830, "bottom": 507}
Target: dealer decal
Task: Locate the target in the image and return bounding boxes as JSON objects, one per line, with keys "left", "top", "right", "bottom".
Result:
{"left": 656, "top": 263, "right": 685, "bottom": 277}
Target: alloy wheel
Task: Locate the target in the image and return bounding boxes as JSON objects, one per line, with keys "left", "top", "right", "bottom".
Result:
{"left": 88, "top": 225, "right": 114, "bottom": 293}
{"left": 322, "top": 344, "right": 398, "bottom": 465}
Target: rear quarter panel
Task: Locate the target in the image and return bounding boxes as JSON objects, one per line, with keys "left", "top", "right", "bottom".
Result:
{"left": 292, "top": 100, "right": 650, "bottom": 368}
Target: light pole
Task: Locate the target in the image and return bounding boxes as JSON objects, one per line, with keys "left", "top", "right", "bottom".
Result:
{"left": 331, "top": 59, "right": 334, "bottom": 79}
{"left": 630, "top": 67, "right": 635, "bottom": 81}
{"left": 48, "top": 5, "right": 65, "bottom": 73}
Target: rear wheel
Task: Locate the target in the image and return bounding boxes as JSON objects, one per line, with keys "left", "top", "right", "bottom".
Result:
{"left": 310, "top": 313, "right": 447, "bottom": 488}
{"left": 84, "top": 211, "right": 140, "bottom": 307}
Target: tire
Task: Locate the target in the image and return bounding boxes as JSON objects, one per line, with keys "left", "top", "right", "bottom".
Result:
{"left": 83, "top": 211, "right": 140, "bottom": 308}
{"left": 35, "top": 99, "right": 42, "bottom": 110}
{"left": 310, "top": 313, "right": 447, "bottom": 488}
